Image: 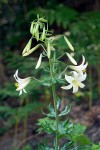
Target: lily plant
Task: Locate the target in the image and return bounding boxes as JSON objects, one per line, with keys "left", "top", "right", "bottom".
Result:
{"left": 14, "top": 15, "right": 91, "bottom": 150}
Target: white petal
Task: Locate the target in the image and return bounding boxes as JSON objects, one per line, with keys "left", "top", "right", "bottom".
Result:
{"left": 23, "top": 89, "right": 27, "bottom": 93}
{"left": 14, "top": 70, "right": 23, "bottom": 82}
{"left": 69, "top": 62, "right": 88, "bottom": 72}
{"left": 35, "top": 53, "right": 42, "bottom": 69}
{"left": 65, "top": 74, "right": 74, "bottom": 83}
{"left": 16, "top": 70, "right": 18, "bottom": 76}
{"left": 79, "top": 83, "right": 85, "bottom": 88}
{"left": 76, "top": 62, "right": 88, "bottom": 70}
{"left": 81, "top": 55, "right": 85, "bottom": 66}
{"left": 72, "top": 84, "right": 78, "bottom": 93}
{"left": 19, "top": 90, "right": 22, "bottom": 96}
{"left": 71, "top": 71, "right": 78, "bottom": 78}
{"left": 61, "top": 84, "right": 72, "bottom": 90}
{"left": 69, "top": 65, "right": 79, "bottom": 72}
{"left": 67, "top": 53, "right": 77, "bottom": 65}
{"left": 14, "top": 70, "right": 19, "bottom": 81}
{"left": 78, "top": 73, "right": 87, "bottom": 82}
{"left": 16, "top": 77, "right": 31, "bottom": 91}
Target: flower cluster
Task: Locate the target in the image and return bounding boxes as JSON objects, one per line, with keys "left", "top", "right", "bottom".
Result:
{"left": 14, "top": 16, "right": 88, "bottom": 95}
{"left": 22, "top": 16, "right": 55, "bottom": 70}
{"left": 61, "top": 53, "right": 88, "bottom": 93}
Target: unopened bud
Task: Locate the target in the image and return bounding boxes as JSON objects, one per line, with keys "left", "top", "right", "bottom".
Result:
{"left": 23, "top": 44, "right": 40, "bottom": 56}
{"left": 22, "top": 38, "right": 32, "bottom": 55}
{"left": 64, "top": 36, "right": 74, "bottom": 51}
{"left": 35, "top": 53, "right": 42, "bottom": 69}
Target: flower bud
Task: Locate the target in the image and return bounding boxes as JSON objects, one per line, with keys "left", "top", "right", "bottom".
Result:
{"left": 66, "top": 53, "right": 77, "bottom": 65}
{"left": 30, "top": 22, "right": 34, "bottom": 35}
{"left": 64, "top": 36, "right": 74, "bottom": 51}
{"left": 23, "top": 44, "right": 40, "bottom": 56}
{"left": 22, "top": 38, "right": 32, "bottom": 55}
{"left": 47, "top": 41, "right": 51, "bottom": 58}
{"left": 41, "top": 26, "right": 46, "bottom": 41}
{"left": 35, "top": 53, "right": 42, "bottom": 69}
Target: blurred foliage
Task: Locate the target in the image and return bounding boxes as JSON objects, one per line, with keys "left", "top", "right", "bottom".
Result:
{"left": 0, "top": 0, "right": 100, "bottom": 147}
{"left": 92, "top": 143, "right": 100, "bottom": 150}
{"left": 0, "top": 101, "right": 43, "bottom": 135}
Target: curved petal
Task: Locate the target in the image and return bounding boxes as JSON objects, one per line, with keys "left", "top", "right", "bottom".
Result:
{"left": 23, "top": 89, "right": 27, "bottom": 93}
{"left": 16, "top": 78, "right": 31, "bottom": 91}
{"left": 79, "top": 83, "right": 85, "bottom": 88}
{"left": 69, "top": 62, "right": 88, "bottom": 72}
{"left": 71, "top": 71, "right": 78, "bottom": 79}
{"left": 78, "top": 73, "right": 87, "bottom": 82}
{"left": 69, "top": 65, "right": 79, "bottom": 72}
{"left": 81, "top": 55, "right": 85, "bottom": 66}
{"left": 14, "top": 70, "right": 24, "bottom": 82}
{"left": 61, "top": 84, "right": 72, "bottom": 90}
{"left": 19, "top": 90, "right": 22, "bottom": 96}
{"left": 65, "top": 74, "right": 74, "bottom": 83}
{"left": 72, "top": 84, "right": 78, "bottom": 93}
{"left": 76, "top": 62, "right": 88, "bottom": 70}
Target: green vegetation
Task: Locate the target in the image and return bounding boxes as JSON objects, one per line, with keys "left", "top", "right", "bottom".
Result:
{"left": 0, "top": 1, "right": 100, "bottom": 149}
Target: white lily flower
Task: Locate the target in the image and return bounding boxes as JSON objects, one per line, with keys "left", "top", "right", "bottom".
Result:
{"left": 61, "top": 71, "right": 87, "bottom": 93}
{"left": 14, "top": 70, "right": 31, "bottom": 95}
{"left": 35, "top": 53, "right": 42, "bottom": 69}
{"left": 69, "top": 55, "right": 88, "bottom": 74}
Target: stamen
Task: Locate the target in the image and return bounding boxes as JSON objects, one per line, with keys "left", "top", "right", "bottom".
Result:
{"left": 83, "top": 69, "right": 86, "bottom": 73}
{"left": 15, "top": 83, "right": 19, "bottom": 88}
{"left": 72, "top": 80, "right": 80, "bottom": 86}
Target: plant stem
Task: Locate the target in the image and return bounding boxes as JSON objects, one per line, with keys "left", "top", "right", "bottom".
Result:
{"left": 49, "top": 58, "right": 58, "bottom": 150}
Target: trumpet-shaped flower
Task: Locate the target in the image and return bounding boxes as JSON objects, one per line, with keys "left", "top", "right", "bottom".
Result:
{"left": 68, "top": 55, "right": 88, "bottom": 74}
{"left": 61, "top": 71, "right": 87, "bottom": 93}
{"left": 14, "top": 70, "right": 31, "bottom": 95}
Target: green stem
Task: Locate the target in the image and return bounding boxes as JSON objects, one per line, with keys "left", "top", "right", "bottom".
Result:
{"left": 49, "top": 58, "right": 58, "bottom": 150}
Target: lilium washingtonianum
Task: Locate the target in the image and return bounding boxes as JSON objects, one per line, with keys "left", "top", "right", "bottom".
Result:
{"left": 14, "top": 70, "right": 31, "bottom": 95}
{"left": 61, "top": 71, "right": 87, "bottom": 93}
{"left": 67, "top": 53, "right": 88, "bottom": 74}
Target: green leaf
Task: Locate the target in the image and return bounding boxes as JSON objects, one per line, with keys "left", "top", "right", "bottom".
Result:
{"left": 41, "top": 103, "right": 55, "bottom": 118}
{"left": 37, "top": 117, "right": 56, "bottom": 134}
{"left": 56, "top": 96, "right": 60, "bottom": 109}
{"left": 72, "top": 134, "right": 91, "bottom": 146}
{"left": 73, "top": 123, "right": 87, "bottom": 134}
{"left": 58, "top": 105, "right": 71, "bottom": 116}
{"left": 61, "top": 141, "right": 73, "bottom": 150}
{"left": 58, "top": 120, "right": 73, "bottom": 137}
{"left": 21, "top": 144, "right": 32, "bottom": 150}
{"left": 92, "top": 143, "right": 100, "bottom": 150}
